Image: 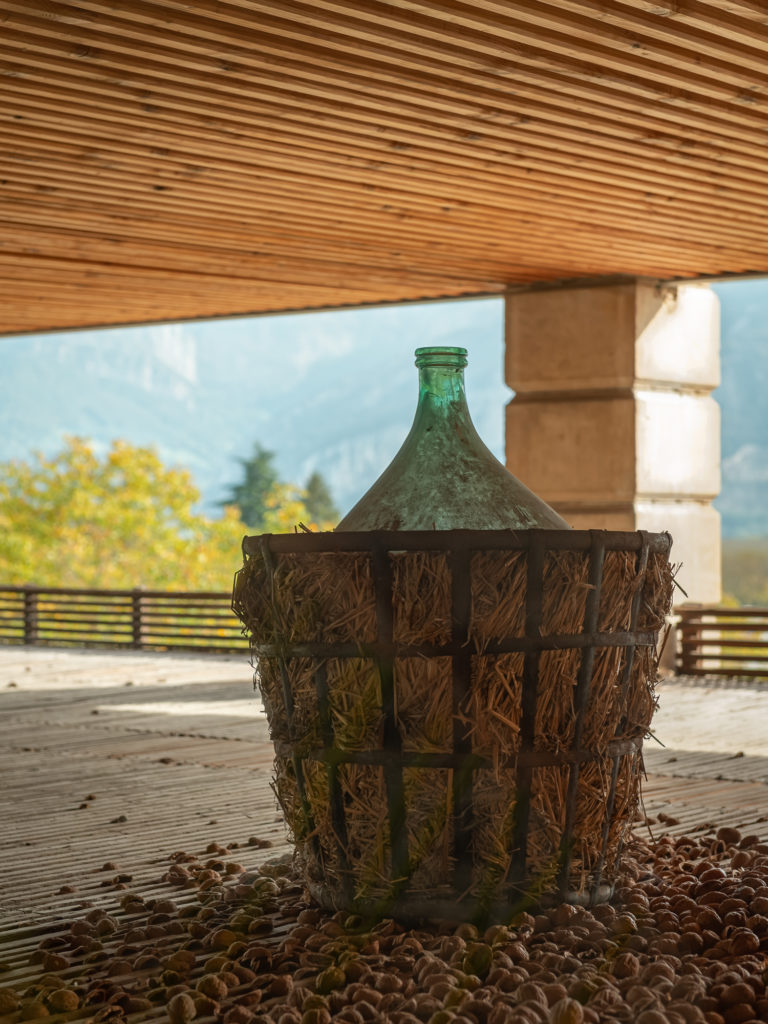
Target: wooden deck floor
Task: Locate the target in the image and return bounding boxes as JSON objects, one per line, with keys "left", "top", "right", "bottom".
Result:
{"left": 1, "top": 647, "right": 767, "bottom": 960}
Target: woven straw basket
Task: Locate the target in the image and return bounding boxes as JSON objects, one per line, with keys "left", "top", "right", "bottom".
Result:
{"left": 233, "top": 528, "right": 673, "bottom": 923}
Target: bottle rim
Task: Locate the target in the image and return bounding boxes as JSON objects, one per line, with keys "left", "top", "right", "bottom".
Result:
{"left": 414, "top": 346, "right": 468, "bottom": 368}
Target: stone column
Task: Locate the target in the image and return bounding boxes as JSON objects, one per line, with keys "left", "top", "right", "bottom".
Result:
{"left": 505, "top": 279, "right": 721, "bottom": 604}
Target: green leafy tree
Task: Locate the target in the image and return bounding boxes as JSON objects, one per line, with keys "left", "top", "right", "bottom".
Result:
{"left": 220, "top": 443, "right": 280, "bottom": 531}
{"left": 304, "top": 470, "right": 339, "bottom": 525}
{"left": 0, "top": 437, "right": 246, "bottom": 590}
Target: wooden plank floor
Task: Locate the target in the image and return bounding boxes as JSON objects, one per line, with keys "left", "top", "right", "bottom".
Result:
{"left": 1, "top": 648, "right": 767, "bottom": 951}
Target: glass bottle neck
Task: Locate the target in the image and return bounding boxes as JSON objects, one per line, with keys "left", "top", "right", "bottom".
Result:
{"left": 417, "top": 364, "right": 468, "bottom": 412}
{"left": 412, "top": 347, "right": 474, "bottom": 433}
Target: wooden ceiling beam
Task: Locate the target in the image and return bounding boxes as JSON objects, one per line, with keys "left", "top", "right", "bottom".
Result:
{"left": 2, "top": 1, "right": 768, "bottom": 333}
{"left": 3, "top": 144, "right": 760, "bottom": 269}
{"left": 0, "top": 203, "right": 753, "bottom": 283}
{"left": 4, "top": 127, "right": 768, "bottom": 265}
{"left": 3, "top": 183, "right": 759, "bottom": 283}
{"left": 4, "top": 3, "right": 767, "bottom": 142}
{"left": 37, "top": 0, "right": 764, "bottom": 99}
{"left": 5, "top": 74, "right": 768, "bottom": 221}
{"left": 5, "top": 13, "right": 766, "bottom": 163}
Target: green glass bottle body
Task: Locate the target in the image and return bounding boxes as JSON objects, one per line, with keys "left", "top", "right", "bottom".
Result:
{"left": 336, "top": 346, "right": 570, "bottom": 531}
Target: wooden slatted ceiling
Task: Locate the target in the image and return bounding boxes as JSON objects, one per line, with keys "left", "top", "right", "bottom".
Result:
{"left": 2, "top": 1, "right": 768, "bottom": 335}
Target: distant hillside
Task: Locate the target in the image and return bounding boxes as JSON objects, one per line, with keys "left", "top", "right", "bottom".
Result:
{"left": 722, "top": 537, "right": 768, "bottom": 604}
{"left": 712, "top": 280, "right": 768, "bottom": 538}
{"left": 0, "top": 300, "right": 509, "bottom": 520}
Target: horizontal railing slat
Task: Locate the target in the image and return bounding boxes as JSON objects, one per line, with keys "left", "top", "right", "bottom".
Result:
{"left": 34, "top": 639, "right": 135, "bottom": 648}
{"left": 681, "top": 667, "right": 768, "bottom": 679}
{"left": 134, "top": 642, "right": 243, "bottom": 653}
{"left": 683, "top": 638, "right": 768, "bottom": 650}
{"left": 22, "top": 610, "right": 133, "bottom": 623}
{"left": 137, "top": 611, "right": 239, "bottom": 622}
{"left": 679, "top": 605, "right": 768, "bottom": 615}
{"left": 678, "top": 608, "right": 768, "bottom": 620}
{"left": 676, "top": 604, "right": 768, "bottom": 679}
{"left": 31, "top": 597, "right": 131, "bottom": 606}
{"left": 682, "top": 652, "right": 768, "bottom": 665}
{"left": 0, "top": 585, "right": 231, "bottom": 599}
{"left": 679, "top": 622, "right": 768, "bottom": 635}
{"left": 141, "top": 626, "right": 241, "bottom": 634}
{"left": 32, "top": 622, "right": 134, "bottom": 630}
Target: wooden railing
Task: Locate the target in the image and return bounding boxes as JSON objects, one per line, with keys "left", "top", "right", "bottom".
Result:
{"left": 676, "top": 605, "right": 768, "bottom": 679}
{"left": 4, "top": 586, "right": 765, "bottom": 673}
{"left": 0, "top": 584, "right": 247, "bottom": 655}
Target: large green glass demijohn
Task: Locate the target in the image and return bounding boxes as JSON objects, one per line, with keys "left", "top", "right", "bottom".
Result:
{"left": 336, "top": 346, "right": 570, "bottom": 531}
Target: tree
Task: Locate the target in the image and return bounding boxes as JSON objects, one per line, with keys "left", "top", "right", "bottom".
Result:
{"left": 304, "top": 470, "right": 339, "bottom": 525}
{"left": 220, "top": 443, "right": 280, "bottom": 531}
{"left": 0, "top": 437, "right": 246, "bottom": 591}
{"left": 222, "top": 445, "right": 338, "bottom": 532}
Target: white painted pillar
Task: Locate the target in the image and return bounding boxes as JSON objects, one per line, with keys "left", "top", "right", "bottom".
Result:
{"left": 505, "top": 280, "right": 721, "bottom": 604}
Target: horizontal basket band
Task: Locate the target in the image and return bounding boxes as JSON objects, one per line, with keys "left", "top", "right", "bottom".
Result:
{"left": 253, "top": 630, "right": 659, "bottom": 659}
{"left": 244, "top": 527, "right": 672, "bottom": 557}
{"left": 273, "top": 736, "right": 642, "bottom": 769}
{"left": 306, "top": 880, "right": 616, "bottom": 921}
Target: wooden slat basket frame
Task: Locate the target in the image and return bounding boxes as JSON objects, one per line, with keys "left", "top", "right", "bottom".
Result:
{"left": 235, "top": 528, "right": 673, "bottom": 923}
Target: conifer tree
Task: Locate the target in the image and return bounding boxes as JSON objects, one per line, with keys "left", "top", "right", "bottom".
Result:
{"left": 304, "top": 470, "right": 339, "bottom": 525}
{"left": 220, "top": 443, "right": 280, "bottom": 531}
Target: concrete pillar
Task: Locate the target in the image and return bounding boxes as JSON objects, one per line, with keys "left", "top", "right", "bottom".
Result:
{"left": 505, "top": 279, "right": 721, "bottom": 605}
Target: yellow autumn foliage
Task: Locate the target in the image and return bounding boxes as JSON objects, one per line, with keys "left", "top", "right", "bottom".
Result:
{"left": 0, "top": 438, "right": 319, "bottom": 591}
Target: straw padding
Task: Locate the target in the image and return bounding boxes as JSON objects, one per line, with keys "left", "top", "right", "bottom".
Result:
{"left": 392, "top": 550, "right": 451, "bottom": 645}
{"left": 638, "top": 551, "right": 675, "bottom": 632}
{"left": 297, "top": 759, "right": 335, "bottom": 877}
{"left": 541, "top": 550, "right": 591, "bottom": 635}
{"left": 338, "top": 763, "right": 391, "bottom": 901}
{"left": 258, "top": 656, "right": 319, "bottom": 749}
{"left": 623, "top": 646, "right": 660, "bottom": 740}
{"left": 528, "top": 764, "right": 570, "bottom": 882}
{"left": 598, "top": 550, "right": 643, "bottom": 632}
{"left": 465, "top": 653, "right": 524, "bottom": 760}
{"left": 235, "top": 530, "right": 673, "bottom": 917}
{"left": 603, "top": 753, "right": 642, "bottom": 878}
{"left": 396, "top": 657, "right": 453, "bottom": 752}
{"left": 535, "top": 649, "right": 580, "bottom": 750}
{"left": 272, "top": 756, "right": 313, "bottom": 845}
{"left": 469, "top": 550, "right": 526, "bottom": 648}
{"left": 403, "top": 766, "right": 454, "bottom": 896}
{"left": 232, "top": 550, "right": 377, "bottom": 644}
{"left": 572, "top": 754, "right": 637, "bottom": 881}
{"left": 471, "top": 766, "right": 519, "bottom": 894}
{"left": 255, "top": 658, "right": 291, "bottom": 744}
{"left": 581, "top": 646, "right": 627, "bottom": 749}
{"left": 327, "top": 658, "right": 382, "bottom": 751}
